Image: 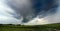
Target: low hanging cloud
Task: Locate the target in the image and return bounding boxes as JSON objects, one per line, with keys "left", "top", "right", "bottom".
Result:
{"left": 0, "top": 0, "right": 60, "bottom": 25}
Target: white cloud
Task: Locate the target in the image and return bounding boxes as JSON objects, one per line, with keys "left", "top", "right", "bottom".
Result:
{"left": 0, "top": 0, "right": 22, "bottom": 24}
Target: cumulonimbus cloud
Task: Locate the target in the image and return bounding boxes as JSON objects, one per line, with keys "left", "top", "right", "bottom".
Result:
{"left": 0, "top": 0, "right": 60, "bottom": 25}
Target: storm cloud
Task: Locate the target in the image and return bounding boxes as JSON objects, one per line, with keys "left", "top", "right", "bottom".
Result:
{"left": 0, "top": 0, "right": 60, "bottom": 25}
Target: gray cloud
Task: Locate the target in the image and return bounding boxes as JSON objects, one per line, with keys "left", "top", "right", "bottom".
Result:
{"left": 0, "top": 0, "right": 60, "bottom": 25}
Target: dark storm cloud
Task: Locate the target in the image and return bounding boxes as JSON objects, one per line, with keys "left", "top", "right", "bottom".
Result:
{"left": 5, "top": 0, "right": 35, "bottom": 23}
{"left": 31, "top": 0, "right": 58, "bottom": 18}
{"left": 0, "top": 0, "right": 60, "bottom": 25}
{"left": 5, "top": 0, "right": 58, "bottom": 23}
{"left": 21, "top": 0, "right": 58, "bottom": 23}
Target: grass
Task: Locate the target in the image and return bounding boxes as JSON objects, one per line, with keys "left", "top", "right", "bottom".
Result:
{"left": 0, "top": 23, "right": 60, "bottom": 31}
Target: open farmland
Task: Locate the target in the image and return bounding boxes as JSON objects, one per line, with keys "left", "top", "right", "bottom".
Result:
{"left": 0, "top": 23, "right": 60, "bottom": 31}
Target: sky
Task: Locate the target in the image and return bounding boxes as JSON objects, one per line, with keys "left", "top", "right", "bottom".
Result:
{"left": 0, "top": 0, "right": 60, "bottom": 25}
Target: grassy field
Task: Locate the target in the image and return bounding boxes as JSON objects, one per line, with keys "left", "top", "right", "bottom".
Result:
{"left": 0, "top": 23, "right": 60, "bottom": 31}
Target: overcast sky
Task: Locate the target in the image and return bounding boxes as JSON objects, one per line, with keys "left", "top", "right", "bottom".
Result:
{"left": 0, "top": 0, "right": 60, "bottom": 25}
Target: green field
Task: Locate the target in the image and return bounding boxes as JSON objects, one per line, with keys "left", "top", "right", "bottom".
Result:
{"left": 0, "top": 23, "right": 60, "bottom": 31}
